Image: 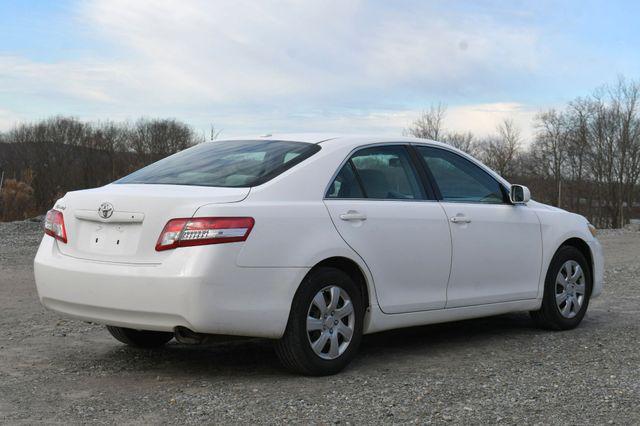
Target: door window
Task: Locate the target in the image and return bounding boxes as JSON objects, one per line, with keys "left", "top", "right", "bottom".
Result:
{"left": 327, "top": 146, "right": 425, "bottom": 200}
{"left": 416, "top": 146, "right": 506, "bottom": 204}
{"left": 326, "top": 161, "right": 364, "bottom": 198}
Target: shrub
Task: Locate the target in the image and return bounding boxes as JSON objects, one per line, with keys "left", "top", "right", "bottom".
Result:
{"left": 0, "top": 178, "right": 37, "bottom": 221}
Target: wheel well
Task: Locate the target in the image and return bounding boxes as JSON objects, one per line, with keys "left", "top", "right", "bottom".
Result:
{"left": 560, "top": 238, "right": 593, "bottom": 278}
{"left": 310, "top": 257, "right": 370, "bottom": 309}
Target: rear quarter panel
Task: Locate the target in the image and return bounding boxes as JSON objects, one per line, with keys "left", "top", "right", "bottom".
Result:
{"left": 192, "top": 142, "right": 380, "bottom": 317}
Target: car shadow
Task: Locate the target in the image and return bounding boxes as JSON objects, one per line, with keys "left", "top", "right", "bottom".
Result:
{"left": 83, "top": 312, "right": 543, "bottom": 378}
{"left": 362, "top": 311, "right": 537, "bottom": 351}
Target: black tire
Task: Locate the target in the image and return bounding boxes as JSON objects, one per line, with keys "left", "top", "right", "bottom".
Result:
{"left": 275, "top": 267, "right": 364, "bottom": 376}
{"left": 531, "top": 245, "right": 592, "bottom": 330}
{"left": 106, "top": 326, "right": 174, "bottom": 348}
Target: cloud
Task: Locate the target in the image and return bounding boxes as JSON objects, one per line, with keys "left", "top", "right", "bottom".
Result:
{"left": 75, "top": 0, "right": 542, "bottom": 104}
{"left": 0, "top": 0, "right": 547, "bottom": 135}
{"left": 0, "top": 108, "right": 25, "bottom": 130}
{"left": 190, "top": 102, "right": 538, "bottom": 142}
{"left": 0, "top": 56, "right": 121, "bottom": 103}
{"left": 447, "top": 102, "right": 538, "bottom": 141}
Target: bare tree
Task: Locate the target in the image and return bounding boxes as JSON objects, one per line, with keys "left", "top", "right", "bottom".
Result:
{"left": 530, "top": 110, "right": 569, "bottom": 207}
{"left": 478, "top": 119, "right": 522, "bottom": 180}
{"left": 564, "top": 98, "right": 594, "bottom": 215}
{"left": 405, "top": 104, "right": 479, "bottom": 155}
{"left": 130, "top": 118, "right": 204, "bottom": 165}
{"left": 405, "top": 103, "right": 447, "bottom": 141}
{"left": 587, "top": 78, "right": 640, "bottom": 227}
{"left": 520, "top": 78, "right": 640, "bottom": 227}
{"left": 443, "top": 131, "right": 477, "bottom": 156}
{"left": 0, "top": 116, "right": 204, "bottom": 217}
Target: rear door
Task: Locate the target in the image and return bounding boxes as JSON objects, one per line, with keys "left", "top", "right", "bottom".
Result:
{"left": 324, "top": 145, "right": 452, "bottom": 313}
{"left": 414, "top": 145, "right": 542, "bottom": 308}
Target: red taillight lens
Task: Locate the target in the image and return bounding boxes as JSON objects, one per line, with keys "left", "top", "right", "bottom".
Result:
{"left": 155, "top": 217, "right": 255, "bottom": 251}
{"left": 43, "top": 209, "right": 67, "bottom": 243}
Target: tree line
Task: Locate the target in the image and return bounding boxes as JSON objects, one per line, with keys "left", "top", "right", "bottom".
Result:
{"left": 0, "top": 117, "right": 204, "bottom": 221}
{"left": 405, "top": 78, "right": 640, "bottom": 228}
{"left": 1, "top": 78, "right": 639, "bottom": 227}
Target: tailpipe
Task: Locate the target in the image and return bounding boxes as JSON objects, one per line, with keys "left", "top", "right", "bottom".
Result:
{"left": 173, "top": 326, "right": 249, "bottom": 345}
{"left": 174, "top": 326, "right": 207, "bottom": 344}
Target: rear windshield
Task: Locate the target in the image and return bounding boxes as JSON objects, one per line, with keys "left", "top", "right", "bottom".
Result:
{"left": 116, "top": 140, "right": 320, "bottom": 187}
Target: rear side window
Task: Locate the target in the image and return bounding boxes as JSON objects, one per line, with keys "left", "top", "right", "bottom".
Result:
{"left": 116, "top": 140, "right": 320, "bottom": 187}
{"left": 326, "top": 161, "right": 364, "bottom": 198}
{"left": 327, "top": 145, "right": 425, "bottom": 200}
{"left": 416, "top": 146, "right": 507, "bottom": 204}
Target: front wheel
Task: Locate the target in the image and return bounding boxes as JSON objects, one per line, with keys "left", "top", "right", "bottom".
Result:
{"left": 275, "top": 267, "right": 364, "bottom": 376}
{"left": 106, "top": 326, "right": 174, "bottom": 348}
{"left": 531, "top": 246, "right": 592, "bottom": 330}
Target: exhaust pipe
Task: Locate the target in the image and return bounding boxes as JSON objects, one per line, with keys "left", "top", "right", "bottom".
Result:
{"left": 174, "top": 326, "right": 207, "bottom": 344}
{"left": 173, "top": 326, "right": 250, "bottom": 345}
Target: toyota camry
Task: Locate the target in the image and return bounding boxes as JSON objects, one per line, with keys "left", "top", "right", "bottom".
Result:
{"left": 34, "top": 134, "right": 604, "bottom": 375}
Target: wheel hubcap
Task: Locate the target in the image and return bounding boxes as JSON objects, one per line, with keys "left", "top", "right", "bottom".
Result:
{"left": 306, "top": 285, "right": 355, "bottom": 360}
{"left": 555, "top": 260, "right": 586, "bottom": 319}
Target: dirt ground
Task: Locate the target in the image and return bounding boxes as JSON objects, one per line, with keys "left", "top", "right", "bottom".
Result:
{"left": 1, "top": 221, "right": 639, "bottom": 424}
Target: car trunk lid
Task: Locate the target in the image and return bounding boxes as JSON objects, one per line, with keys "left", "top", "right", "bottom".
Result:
{"left": 55, "top": 184, "right": 249, "bottom": 263}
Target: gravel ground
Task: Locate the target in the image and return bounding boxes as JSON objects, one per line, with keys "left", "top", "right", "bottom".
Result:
{"left": 0, "top": 221, "right": 639, "bottom": 424}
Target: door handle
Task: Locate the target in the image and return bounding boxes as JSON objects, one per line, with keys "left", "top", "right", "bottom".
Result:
{"left": 339, "top": 210, "right": 367, "bottom": 221}
{"left": 450, "top": 215, "right": 472, "bottom": 224}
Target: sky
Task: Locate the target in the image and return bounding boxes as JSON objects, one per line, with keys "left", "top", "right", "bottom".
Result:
{"left": 0, "top": 0, "right": 639, "bottom": 142}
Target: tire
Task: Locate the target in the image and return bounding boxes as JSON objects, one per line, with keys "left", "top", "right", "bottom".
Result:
{"left": 106, "top": 326, "right": 174, "bottom": 348}
{"left": 531, "top": 245, "right": 592, "bottom": 330}
{"left": 275, "top": 267, "right": 364, "bottom": 376}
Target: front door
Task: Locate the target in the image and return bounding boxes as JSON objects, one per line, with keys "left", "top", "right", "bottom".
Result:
{"left": 414, "top": 145, "right": 542, "bottom": 308}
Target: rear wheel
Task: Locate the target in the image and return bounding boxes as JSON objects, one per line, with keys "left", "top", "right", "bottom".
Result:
{"left": 275, "top": 267, "right": 364, "bottom": 376}
{"left": 531, "top": 246, "right": 592, "bottom": 330}
{"left": 106, "top": 326, "right": 174, "bottom": 348}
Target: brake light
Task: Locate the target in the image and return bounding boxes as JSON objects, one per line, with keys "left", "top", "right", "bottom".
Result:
{"left": 44, "top": 209, "right": 67, "bottom": 243}
{"left": 156, "top": 217, "right": 255, "bottom": 251}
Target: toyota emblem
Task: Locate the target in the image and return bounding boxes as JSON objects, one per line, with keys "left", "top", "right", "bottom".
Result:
{"left": 98, "top": 202, "right": 114, "bottom": 219}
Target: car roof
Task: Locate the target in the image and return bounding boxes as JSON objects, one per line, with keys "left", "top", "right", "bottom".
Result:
{"left": 216, "top": 133, "right": 341, "bottom": 143}
{"left": 218, "top": 133, "right": 451, "bottom": 148}
{"left": 215, "top": 133, "right": 511, "bottom": 188}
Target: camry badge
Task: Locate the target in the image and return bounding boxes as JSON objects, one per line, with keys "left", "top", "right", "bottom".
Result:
{"left": 98, "top": 202, "right": 114, "bottom": 219}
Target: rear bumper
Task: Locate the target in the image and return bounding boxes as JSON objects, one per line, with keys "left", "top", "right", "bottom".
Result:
{"left": 34, "top": 237, "right": 308, "bottom": 338}
{"left": 589, "top": 238, "right": 604, "bottom": 298}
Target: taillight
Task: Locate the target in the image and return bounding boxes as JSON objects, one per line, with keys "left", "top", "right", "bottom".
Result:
{"left": 44, "top": 209, "right": 67, "bottom": 243}
{"left": 156, "top": 217, "right": 255, "bottom": 251}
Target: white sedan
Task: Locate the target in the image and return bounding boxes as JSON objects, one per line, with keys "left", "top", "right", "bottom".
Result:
{"left": 34, "top": 134, "right": 604, "bottom": 375}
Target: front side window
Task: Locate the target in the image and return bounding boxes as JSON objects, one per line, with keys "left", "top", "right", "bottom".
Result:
{"left": 116, "top": 140, "right": 320, "bottom": 187}
{"left": 416, "top": 146, "right": 506, "bottom": 204}
{"left": 327, "top": 145, "right": 424, "bottom": 200}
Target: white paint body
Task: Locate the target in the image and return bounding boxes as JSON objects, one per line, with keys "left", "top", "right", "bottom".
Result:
{"left": 34, "top": 135, "right": 604, "bottom": 338}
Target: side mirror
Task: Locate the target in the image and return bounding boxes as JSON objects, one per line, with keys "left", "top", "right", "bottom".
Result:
{"left": 509, "top": 184, "right": 531, "bottom": 204}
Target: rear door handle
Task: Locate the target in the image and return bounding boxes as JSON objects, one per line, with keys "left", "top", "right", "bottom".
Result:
{"left": 450, "top": 215, "right": 471, "bottom": 224}
{"left": 339, "top": 210, "right": 367, "bottom": 221}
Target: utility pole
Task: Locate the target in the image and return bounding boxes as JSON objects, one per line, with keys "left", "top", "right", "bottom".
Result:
{"left": 0, "top": 170, "right": 4, "bottom": 218}
{"left": 210, "top": 125, "right": 221, "bottom": 141}
{"left": 557, "top": 179, "right": 562, "bottom": 208}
